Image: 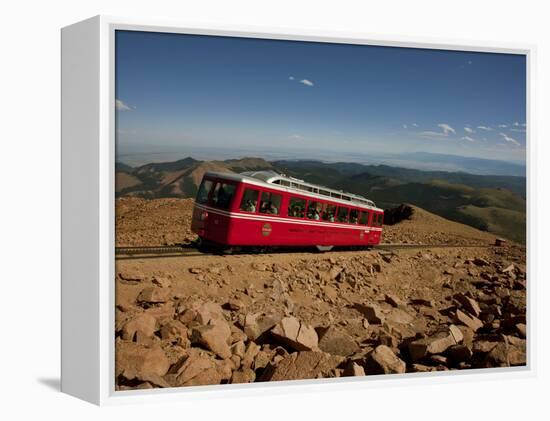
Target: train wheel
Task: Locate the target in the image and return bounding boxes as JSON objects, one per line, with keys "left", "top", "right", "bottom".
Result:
{"left": 316, "top": 245, "right": 333, "bottom": 252}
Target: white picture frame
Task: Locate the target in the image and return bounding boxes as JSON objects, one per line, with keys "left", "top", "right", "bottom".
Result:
{"left": 61, "top": 15, "right": 534, "bottom": 406}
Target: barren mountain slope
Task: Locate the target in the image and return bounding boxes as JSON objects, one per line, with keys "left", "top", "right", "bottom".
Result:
{"left": 116, "top": 198, "right": 196, "bottom": 247}
{"left": 383, "top": 205, "right": 497, "bottom": 246}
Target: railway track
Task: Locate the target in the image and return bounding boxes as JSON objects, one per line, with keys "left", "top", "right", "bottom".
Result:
{"left": 115, "top": 242, "right": 493, "bottom": 259}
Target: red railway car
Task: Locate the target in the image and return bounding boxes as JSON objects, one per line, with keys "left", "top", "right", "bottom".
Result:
{"left": 191, "top": 170, "right": 384, "bottom": 251}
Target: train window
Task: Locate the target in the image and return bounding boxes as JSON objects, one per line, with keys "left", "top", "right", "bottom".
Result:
{"left": 259, "top": 191, "right": 281, "bottom": 215}
{"left": 196, "top": 179, "right": 214, "bottom": 204}
{"left": 239, "top": 188, "right": 259, "bottom": 213}
{"left": 288, "top": 197, "right": 306, "bottom": 218}
{"left": 280, "top": 180, "right": 290, "bottom": 187}
{"left": 211, "top": 182, "right": 236, "bottom": 209}
{"left": 306, "top": 201, "right": 323, "bottom": 220}
{"left": 349, "top": 209, "right": 359, "bottom": 224}
{"left": 337, "top": 207, "right": 349, "bottom": 223}
{"left": 359, "top": 211, "right": 368, "bottom": 225}
{"left": 321, "top": 204, "right": 336, "bottom": 222}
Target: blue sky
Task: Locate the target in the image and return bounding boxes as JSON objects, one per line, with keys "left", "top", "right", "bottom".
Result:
{"left": 115, "top": 30, "right": 527, "bottom": 164}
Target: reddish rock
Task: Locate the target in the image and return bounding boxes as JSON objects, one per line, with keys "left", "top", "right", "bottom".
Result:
{"left": 244, "top": 312, "right": 282, "bottom": 341}
{"left": 408, "top": 325, "right": 463, "bottom": 361}
{"left": 191, "top": 321, "right": 232, "bottom": 359}
{"left": 455, "top": 309, "right": 483, "bottom": 332}
{"left": 160, "top": 320, "right": 189, "bottom": 346}
{"left": 385, "top": 294, "right": 405, "bottom": 308}
{"left": 116, "top": 342, "right": 171, "bottom": 380}
{"left": 447, "top": 344, "right": 473, "bottom": 362}
{"left": 342, "top": 361, "right": 366, "bottom": 377}
{"left": 137, "top": 287, "right": 169, "bottom": 304}
{"left": 365, "top": 345, "right": 406, "bottom": 374}
{"left": 261, "top": 351, "right": 344, "bottom": 381}
{"left": 121, "top": 313, "right": 157, "bottom": 341}
{"left": 354, "top": 303, "right": 385, "bottom": 324}
{"left": 515, "top": 323, "right": 527, "bottom": 338}
{"left": 317, "top": 326, "right": 359, "bottom": 357}
{"left": 231, "top": 368, "right": 256, "bottom": 384}
{"left": 242, "top": 342, "right": 261, "bottom": 369}
{"left": 271, "top": 317, "right": 319, "bottom": 351}
{"left": 172, "top": 352, "right": 221, "bottom": 386}
{"left": 454, "top": 294, "right": 482, "bottom": 317}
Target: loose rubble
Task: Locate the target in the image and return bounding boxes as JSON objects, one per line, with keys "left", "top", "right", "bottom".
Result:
{"left": 115, "top": 199, "right": 527, "bottom": 390}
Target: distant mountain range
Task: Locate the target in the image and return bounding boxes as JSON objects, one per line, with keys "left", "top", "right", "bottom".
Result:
{"left": 116, "top": 156, "right": 526, "bottom": 243}
{"left": 363, "top": 152, "right": 526, "bottom": 177}
{"left": 117, "top": 150, "right": 526, "bottom": 177}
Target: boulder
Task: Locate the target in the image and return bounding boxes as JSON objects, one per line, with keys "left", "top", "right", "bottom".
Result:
{"left": 137, "top": 287, "right": 169, "bottom": 304}
{"left": 342, "top": 361, "right": 366, "bottom": 377}
{"left": 172, "top": 351, "right": 219, "bottom": 386}
{"left": 244, "top": 312, "right": 282, "bottom": 341}
{"left": 317, "top": 326, "right": 359, "bottom": 357}
{"left": 365, "top": 345, "right": 406, "bottom": 374}
{"left": 194, "top": 302, "right": 225, "bottom": 325}
{"left": 116, "top": 342, "right": 171, "bottom": 380}
{"left": 230, "top": 340, "right": 246, "bottom": 359}
{"left": 261, "top": 351, "right": 344, "bottom": 381}
{"left": 191, "top": 320, "right": 232, "bottom": 359}
{"left": 447, "top": 344, "right": 473, "bottom": 363}
{"left": 271, "top": 317, "right": 319, "bottom": 351}
{"left": 515, "top": 323, "right": 527, "bottom": 338}
{"left": 385, "top": 294, "right": 405, "bottom": 308}
{"left": 121, "top": 313, "right": 157, "bottom": 341}
{"left": 455, "top": 309, "right": 483, "bottom": 332}
{"left": 387, "top": 308, "right": 415, "bottom": 325}
{"left": 408, "top": 325, "right": 463, "bottom": 361}
{"left": 354, "top": 303, "right": 385, "bottom": 324}
{"left": 454, "top": 294, "right": 482, "bottom": 317}
{"left": 151, "top": 276, "right": 171, "bottom": 288}
{"left": 160, "top": 320, "right": 189, "bottom": 346}
{"left": 231, "top": 368, "right": 256, "bottom": 384}
{"left": 242, "top": 342, "right": 261, "bottom": 369}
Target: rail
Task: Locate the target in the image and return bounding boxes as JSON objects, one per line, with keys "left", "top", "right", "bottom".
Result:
{"left": 115, "top": 242, "right": 494, "bottom": 259}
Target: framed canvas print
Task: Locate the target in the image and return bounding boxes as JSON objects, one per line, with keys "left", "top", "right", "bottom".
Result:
{"left": 61, "top": 16, "right": 532, "bottom": 405}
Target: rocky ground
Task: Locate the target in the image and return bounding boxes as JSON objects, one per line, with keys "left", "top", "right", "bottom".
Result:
{"left": 114, "top": 198, "right": 526, "bottom": 390}
{"left": 116, "top": 198, "right": 196, "bottom": 247}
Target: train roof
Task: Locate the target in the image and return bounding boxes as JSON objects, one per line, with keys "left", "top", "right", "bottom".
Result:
{"left": 203, "top": 170, "right": 383, "bottom": 211}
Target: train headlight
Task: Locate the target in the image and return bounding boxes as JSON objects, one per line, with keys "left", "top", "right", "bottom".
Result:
{"left": 199, "top": 211, "right": 209, "bottom": 221}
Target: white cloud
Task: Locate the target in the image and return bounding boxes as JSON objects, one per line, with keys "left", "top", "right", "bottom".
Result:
{"left": 290, "top": 134, "right": 304, "bottom": 140}
{"left": 464, "top": 127, "right": 474, "bottom": 134}
{"left": 403, "top": 124, "right": 408, "bottom": 129}
{"left": 116, "top": 99, "right": 132, "bottom": 111}
{"left": 513, "top": 121, "right": 520, "bottom": 126}
{"left": 500, "top": 132, "right": 520, "bottom": 146}
{"left": 300, "top": 79, "right": 314, "bottom": 87}
{"left": 522, "top": 123, "right": 527, "bottom": 127}
{"left": 288, "top": 76, "right": 295, "bottom": 80}
{"left": 510, "top": 128, "right": 526, "bottom": 133}
{"left": 461, "top": 136, "right": 474, "bottom": 142}
{"left": 477, "top": 125, "right": 492, "bottom": 131}
{"left": 438, "top": 123, "right": 456, "bottom": 135}
{"left": 412, "top": 123, "right": 418, "bottom": 127}
{"left": 497, "top": 124, "right": 508, "bottom": 128}
{"left": 419, "top": 131, "right": 448, "bottom": 139}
